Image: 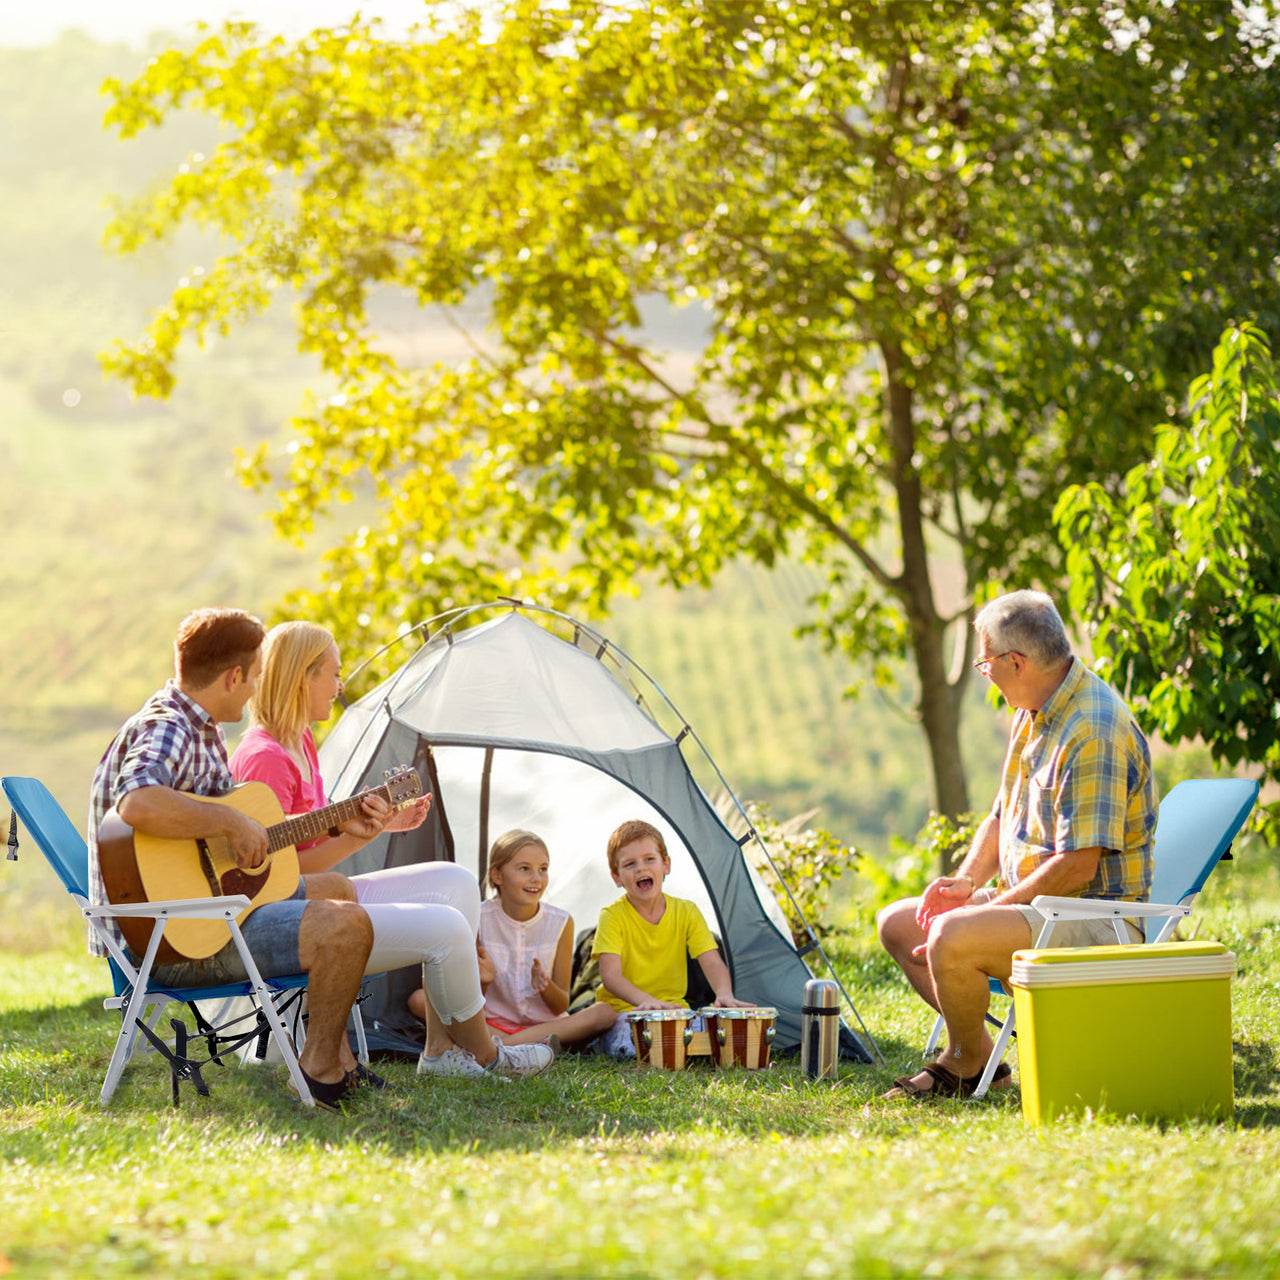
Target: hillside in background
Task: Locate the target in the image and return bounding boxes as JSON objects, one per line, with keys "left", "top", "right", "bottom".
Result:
{"left": 1, "top": 32, "right": 1012, "bottom": 931}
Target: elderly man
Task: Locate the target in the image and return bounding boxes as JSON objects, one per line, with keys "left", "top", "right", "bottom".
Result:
{"left": 877, "top": 589, "right": 1158, "bottom": 1099}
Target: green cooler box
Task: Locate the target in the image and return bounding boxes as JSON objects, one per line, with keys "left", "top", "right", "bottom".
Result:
{"left": 1009, "top": 940, "right": 1234, "bottom": 1125}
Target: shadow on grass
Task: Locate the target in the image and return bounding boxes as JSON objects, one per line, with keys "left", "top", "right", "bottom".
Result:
{"left": 1233, "top": 1038, "right": 1280, "bottom": 1128}
{"left": 0, "top": 988, "right": 1025, "bottom": 1159}
{"left": 5, "top": 986, "right": 1273, "bottom": 1158}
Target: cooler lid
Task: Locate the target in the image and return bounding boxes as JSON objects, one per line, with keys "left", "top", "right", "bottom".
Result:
{"left": 1010, "top": 941, "right": 1234, "bottom": 989}
{"left": 1012, "top": 941, "right": 1228, "bottom": 966}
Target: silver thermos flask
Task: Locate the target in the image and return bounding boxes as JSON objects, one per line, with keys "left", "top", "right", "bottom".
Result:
{"left": 801, "top": 978, "right": 840, "bottom": 1080}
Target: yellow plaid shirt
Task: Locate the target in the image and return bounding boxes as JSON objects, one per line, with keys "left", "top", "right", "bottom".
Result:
{"left": 993, "top": 658, "right": 1156, "bottom": 900}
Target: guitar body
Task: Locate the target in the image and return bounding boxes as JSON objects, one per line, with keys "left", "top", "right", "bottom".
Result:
{"left": 99, "top": 782, "right": 300, "bottom": 965}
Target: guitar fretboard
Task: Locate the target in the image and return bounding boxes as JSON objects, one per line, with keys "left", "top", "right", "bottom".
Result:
{"left": 265, "top": 776, "right": 413, "bottom": 851}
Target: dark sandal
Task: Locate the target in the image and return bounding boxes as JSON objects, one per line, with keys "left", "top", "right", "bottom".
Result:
{"left": 885, "top": 1060, "right": 1011, "bottom": 1100}
{"left": 300, "top": 1067, "right": 358, "bottom": 1111}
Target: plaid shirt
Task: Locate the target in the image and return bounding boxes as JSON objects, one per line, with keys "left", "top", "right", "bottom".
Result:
{"left": 993, "top": 658, "right": 1156, "bottom": 901}
{"left": 86, "top": 681, "right": 235, "bottom": 956}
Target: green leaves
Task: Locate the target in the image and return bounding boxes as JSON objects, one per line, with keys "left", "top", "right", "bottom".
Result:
{"left": 1057, "top": 322, "right": 1280, "bottom": 799}
{"left": 101, "top": 1, "right": 1280, "bottom": 816}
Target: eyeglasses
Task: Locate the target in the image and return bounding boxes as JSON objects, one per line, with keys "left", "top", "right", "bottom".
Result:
{"left": 972, "top": 650, "right": 1015, "bottom": 675}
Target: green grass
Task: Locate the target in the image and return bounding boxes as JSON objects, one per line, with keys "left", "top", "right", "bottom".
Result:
{"left": 3, "top": 850, "right": 1280, "bottom": 1279}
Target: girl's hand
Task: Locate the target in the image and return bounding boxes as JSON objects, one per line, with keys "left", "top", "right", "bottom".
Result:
{"left": 476, "top": 940, "right": 495, "bottom": 987}
{"left": 630, "top": 996, "right": 682, "bottom": 1011}
{"left": 713, "top": 994, "right": 754, "bottom": 1009}
{"left": 530, "top": 958, "right": 549, "bottom": 994}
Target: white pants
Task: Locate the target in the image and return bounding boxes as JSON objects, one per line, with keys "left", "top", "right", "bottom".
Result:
{"left": 351, "top": 862, "right": 485, "bottom": 1025}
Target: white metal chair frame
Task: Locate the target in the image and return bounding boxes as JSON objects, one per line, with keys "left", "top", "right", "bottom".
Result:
{"left": 4, "top": 775, "right": 369, "bottom": 1109}
{"left": 921, "top": 777, "right": 1259, "bottom": 1100}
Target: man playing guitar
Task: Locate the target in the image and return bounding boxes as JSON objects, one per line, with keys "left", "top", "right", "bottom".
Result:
{"left": 88, "top": 608, "right": 378, "bottom": 1109}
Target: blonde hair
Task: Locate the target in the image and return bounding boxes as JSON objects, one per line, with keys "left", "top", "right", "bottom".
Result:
{"left": 249, "top": 621, "right": 336, "bottom": 746}
{"left": 486, "top": 829, "right": 549, "bottom": 896}
{"left": 606, "top": 819, "right": 667, "bottom": 875}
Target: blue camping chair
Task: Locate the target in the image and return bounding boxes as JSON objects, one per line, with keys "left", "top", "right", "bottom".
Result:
{"left": 922, "top": 777, "right": 1259, "bottom": 1099}
{"left": 3, "top": 775, "right": 367, "bottom": 1108}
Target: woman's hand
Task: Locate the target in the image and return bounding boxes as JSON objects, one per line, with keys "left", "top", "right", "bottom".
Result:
{"left": 385, "top": 793, "right": 432, "bottom": 833}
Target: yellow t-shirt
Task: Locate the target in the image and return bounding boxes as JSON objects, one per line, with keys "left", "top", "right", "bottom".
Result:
{"left": 591, "top": 894, "right": 717, "bottom": 1013}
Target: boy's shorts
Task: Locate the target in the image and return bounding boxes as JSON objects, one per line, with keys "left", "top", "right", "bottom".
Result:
{"left": 599, "top": 1016, "right": 636, "bottom": 1059}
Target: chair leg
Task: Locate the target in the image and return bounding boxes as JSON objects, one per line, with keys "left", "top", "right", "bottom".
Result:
{"left": 969, "top": 1007, "right": 1017, "bottom": 1101}
{"left": 226, "top": 923, "right": 315, "bottom": 1108}
{"left": 923, "top": 1013, "right": 945, "bottom": 1061}
{"left": 352, "top": 985, "right": 370, "bottom": 1066}
{"left": 100, "top": 924, "right": 169, "bottom": 1107}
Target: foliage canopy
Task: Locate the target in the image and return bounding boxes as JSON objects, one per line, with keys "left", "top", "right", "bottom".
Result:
{"left": 1056, "top": 323, "right": 1280, "bottom": 828}
{"left": 102, "top": 0, "right": 1280, "bottom": 816}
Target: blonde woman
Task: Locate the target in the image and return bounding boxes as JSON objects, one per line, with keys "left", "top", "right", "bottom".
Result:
{"left": 231, "top": 621, "right": 552, "bottom": 1080}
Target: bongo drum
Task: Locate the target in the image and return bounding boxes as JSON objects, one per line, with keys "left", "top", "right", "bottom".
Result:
{"left": 626, "top": 1008, "right": 694, "bottom": 1069}
{"left": 702, "top": 1006, "right": 777, "bottom": 1070}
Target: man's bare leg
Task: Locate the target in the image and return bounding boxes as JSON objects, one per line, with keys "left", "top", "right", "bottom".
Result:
{"left": 295, "top": 899, "right": 373, "bottom": 1085}
{"left": 301, "top": 874, "right": 363, "bottom": 1072}
{"left": 876, "top": 896, "right": 939, "bottom": 1010}
{"left": 892, "top": 904, "right": 1032, "bottom": 1094}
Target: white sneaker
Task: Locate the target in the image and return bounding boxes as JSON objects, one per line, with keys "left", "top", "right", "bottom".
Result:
{"left": 417, "top": 1046, "right": 487, "bottom": 1078}
{"left": 490, "top": 1038, "right": 554, "bottom": 1078}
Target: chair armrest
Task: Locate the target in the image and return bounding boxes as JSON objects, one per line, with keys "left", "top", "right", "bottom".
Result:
{"left": 82, "top": 895, "right": 253, "bottom": 920}
{"left": 1030, "top": 895, "right": 1190, "bottom": 921}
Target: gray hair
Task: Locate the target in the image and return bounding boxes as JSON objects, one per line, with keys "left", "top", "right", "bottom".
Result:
{"left": 973, "top": 590, "right": 1071, "bottom": 668}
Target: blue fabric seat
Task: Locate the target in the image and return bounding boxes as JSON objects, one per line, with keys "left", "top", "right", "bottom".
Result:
{"left": 2, "top": 775, "right": 364, "bottom": 1108}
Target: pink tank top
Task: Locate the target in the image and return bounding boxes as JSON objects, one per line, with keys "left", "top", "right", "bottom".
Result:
{"left": 479, "top": 898, "right": 570, "bottom": 1028}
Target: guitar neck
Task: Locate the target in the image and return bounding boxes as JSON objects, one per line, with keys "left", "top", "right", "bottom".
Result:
{"left": 268, "top": 785, "right": 391, "bottom": 852}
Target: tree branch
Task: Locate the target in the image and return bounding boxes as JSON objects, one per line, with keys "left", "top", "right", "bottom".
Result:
{"left": 589, "top": 327, "right": 898, "bottom": 592}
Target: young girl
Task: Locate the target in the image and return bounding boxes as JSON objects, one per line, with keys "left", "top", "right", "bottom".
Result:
{"left": 410, "top": 829, "right": 615, "bottom": 1049}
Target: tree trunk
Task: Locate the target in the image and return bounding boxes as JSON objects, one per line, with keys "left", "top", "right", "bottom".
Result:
{"left": 882, "top": 337, "right": 970, "bottom": 870}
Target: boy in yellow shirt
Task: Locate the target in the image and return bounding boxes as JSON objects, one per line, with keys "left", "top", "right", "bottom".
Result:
{"left": 592, "top": 818, "right": 750, "bottom": 1056}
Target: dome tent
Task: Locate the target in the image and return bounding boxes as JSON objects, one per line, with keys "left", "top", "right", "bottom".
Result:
{"left": 320, "top": 602, "right": 876, "bottom": 1062}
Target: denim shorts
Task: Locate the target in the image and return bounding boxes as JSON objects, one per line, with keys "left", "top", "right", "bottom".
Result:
{"left": 147, "top": 881, "right": 309, "bottom": 988}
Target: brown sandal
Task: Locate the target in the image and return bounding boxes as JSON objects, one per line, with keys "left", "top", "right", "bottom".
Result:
{"left": 884, "top": 1060, "right": 1011, "bottom": 1100}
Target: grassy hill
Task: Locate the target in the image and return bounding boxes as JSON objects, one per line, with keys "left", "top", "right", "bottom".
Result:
{"left": 0, "top": 30, "right": 1015, "bottom": 898}
{"left": 1, "top": 331, "right": 1005, "bottom": 849}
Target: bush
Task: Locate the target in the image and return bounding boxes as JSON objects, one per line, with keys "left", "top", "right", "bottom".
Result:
{"left": 737, "top": 801, "right": 856, "bottom": 946}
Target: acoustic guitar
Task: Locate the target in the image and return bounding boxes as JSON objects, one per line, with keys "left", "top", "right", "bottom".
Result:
{"left": 97, "top": 767, "right": 422, "bottom": 965}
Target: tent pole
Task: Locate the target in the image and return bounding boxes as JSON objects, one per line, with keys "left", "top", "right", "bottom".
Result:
{"left": 477, "top": 747, "right": 494, "bottom": 887}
